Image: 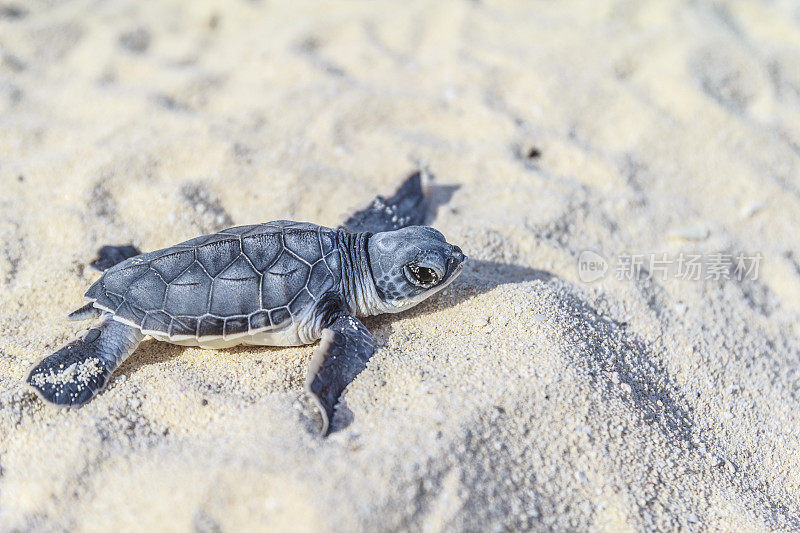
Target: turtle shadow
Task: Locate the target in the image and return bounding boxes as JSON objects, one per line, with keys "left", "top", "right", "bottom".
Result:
{"left": 116, "top": 339, "right": 288, "bottom": 378}
{"left": 426, "top": 182, "right": 460, "bottom": 223}
{"left": 117, "top": 339, "right": 190, "bottom": 377}
{"left": 405, "top": 258, "right": 553, "bottom": 317}
{"left": 363, "top": 259, "right": 553, "bottom": 344}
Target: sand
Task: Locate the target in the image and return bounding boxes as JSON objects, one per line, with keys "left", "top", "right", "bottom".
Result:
{"left": 1, "top": 0, "right": 800, "bottom": 530}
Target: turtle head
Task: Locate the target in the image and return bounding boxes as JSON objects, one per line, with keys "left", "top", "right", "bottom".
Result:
{"left": 367, "top": 226, "right": 467, "bottom": 313}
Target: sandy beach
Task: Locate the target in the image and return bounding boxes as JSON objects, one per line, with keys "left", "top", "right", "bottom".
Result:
{"left": 2, "top": 0, "right": 800, "bottom": 530}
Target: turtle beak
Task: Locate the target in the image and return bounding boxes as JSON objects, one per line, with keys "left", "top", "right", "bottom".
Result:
{"left": 450, "top": 245, "right": 467, "bottom": 265}
{"left": 446, "top": 245, "right": 467, "bottom": 278}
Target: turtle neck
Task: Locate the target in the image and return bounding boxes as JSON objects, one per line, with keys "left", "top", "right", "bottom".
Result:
{"left": 336, "top": 229, "right": 387, "bottom": 316}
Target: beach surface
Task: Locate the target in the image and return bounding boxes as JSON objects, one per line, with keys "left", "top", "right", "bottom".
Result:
{"left": 2, "top": 0, "right": 800, "bottom": 530}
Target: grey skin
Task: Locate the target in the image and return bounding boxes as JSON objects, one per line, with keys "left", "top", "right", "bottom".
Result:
{"left": 26, "top": 173, "right": 466, "bottom": 434}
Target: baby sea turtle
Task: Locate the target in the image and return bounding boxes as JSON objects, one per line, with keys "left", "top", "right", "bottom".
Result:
{"left": 26, "top": 172, "right": 466, "bottom": 434}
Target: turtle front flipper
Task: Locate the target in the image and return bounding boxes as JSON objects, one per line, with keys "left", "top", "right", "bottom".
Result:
{"left": 305, "top": 314, "right": 376, "bottom": 435}
{"left": 340, "top": 171, "right": 429, "bottom": 233}
{"left": 26, "top": 315, "right": 144, "bottom": 406}
{"left": 91, "top": 244, "right": 142, "bottom": 271}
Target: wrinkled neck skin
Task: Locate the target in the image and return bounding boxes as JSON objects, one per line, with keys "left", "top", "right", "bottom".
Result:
{"left": 337, "top": 230, "right": 394, "bottom": 317}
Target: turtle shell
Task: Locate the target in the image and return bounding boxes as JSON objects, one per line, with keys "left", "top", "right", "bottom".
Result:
{"left": 85, "top": 221, "right": 343, "bottom": 340}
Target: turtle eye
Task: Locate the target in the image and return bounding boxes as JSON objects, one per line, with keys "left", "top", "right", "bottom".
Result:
{"left": 406, "top": 263, "right": 440, "bottom": 287}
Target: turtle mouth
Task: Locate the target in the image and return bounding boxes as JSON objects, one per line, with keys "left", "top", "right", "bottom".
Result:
{"left": 450, "top": 245, "right": 467, "bottom": 264}
{"left": 445, "top": 250, "right": 466, "bottom": 279}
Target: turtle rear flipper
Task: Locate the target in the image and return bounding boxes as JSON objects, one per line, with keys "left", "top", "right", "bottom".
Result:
{"left": 91, "top": 244, "right": 142, "bottom": 271}
{"left": 26, "top": 316, "right": 143, "bottom": 406}
{"left": 67, "top": 302, "right": 102, "bottom": 321}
